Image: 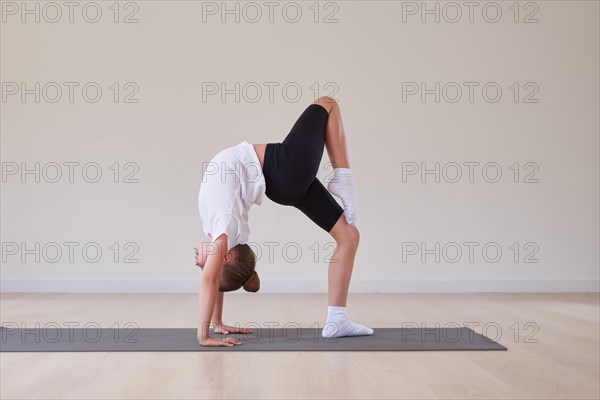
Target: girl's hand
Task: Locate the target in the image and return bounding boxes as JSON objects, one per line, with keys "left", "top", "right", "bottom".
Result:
{"left": 193, "top": 242, "right": 205, "bottom": 269}
{"left": 213, "top": 323, "right": 253, "bottom": 335}
{"left": 198, "top": 335, "right": 242, "bottom": 347}
{"left": 193, "top": 234, "right": 213, "bottom": 269}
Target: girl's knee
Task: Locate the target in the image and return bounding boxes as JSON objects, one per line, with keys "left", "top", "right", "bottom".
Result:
{"left": 313, "top": 96, "right": 339, "bottom": 114}
{"left": 337, "top": 222, "right": 360, "bottom": 248}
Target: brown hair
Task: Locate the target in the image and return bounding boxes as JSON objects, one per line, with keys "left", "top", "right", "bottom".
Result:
{"left": 219, "top": 244, "right": 260, "bottom": 292}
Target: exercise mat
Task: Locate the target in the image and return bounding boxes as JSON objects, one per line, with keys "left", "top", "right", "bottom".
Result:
{"left": 0, "top": 326, "right": 507, "bottom": 352}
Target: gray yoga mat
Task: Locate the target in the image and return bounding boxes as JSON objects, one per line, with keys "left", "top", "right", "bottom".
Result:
{"left": 1, "top": 326, "right": 506, "bottom": 352}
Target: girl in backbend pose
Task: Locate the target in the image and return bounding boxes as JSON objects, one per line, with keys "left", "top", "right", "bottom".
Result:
{"left": 194, "top": 96, "right": 373, "bottom": 347}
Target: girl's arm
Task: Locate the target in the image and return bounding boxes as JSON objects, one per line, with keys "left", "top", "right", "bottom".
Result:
{"left": 212, "top": 291, "right": 225, "bottom": 325}
{"left": 197, "top": 234, "right": 240, "bottom": 347}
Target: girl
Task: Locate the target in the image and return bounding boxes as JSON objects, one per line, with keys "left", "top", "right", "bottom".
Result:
{"left": 194, "top": 96, "right": 373, "bottom": 347}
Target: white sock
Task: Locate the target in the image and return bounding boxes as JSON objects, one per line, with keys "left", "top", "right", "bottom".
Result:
{"left": 327, "top": 168, "right": 358, "bottom": 224}
{"left": 322, "top": 306, "right": 374, "bottom": 338}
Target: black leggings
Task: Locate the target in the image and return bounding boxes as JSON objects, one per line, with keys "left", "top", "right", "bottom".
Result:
{"left": 263, "top": 104, "right": 344, "bottom": 232}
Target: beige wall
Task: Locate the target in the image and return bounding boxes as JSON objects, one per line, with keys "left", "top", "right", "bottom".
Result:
{"left": 1, "top": 1, "right": 598, "bottom": 292}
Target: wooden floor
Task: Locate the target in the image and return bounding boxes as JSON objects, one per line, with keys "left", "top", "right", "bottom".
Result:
{"left": 1, "top": 292, "right": 598, "bottom": 399}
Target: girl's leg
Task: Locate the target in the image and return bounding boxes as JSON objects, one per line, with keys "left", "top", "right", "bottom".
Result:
{"left": 327, "top": 214, "right": 359, "bottom": 307}
{"left": 312, "top": 96, "right": 350, "bottom": 169}
{"left": 313, "top": 96, "right": 358, "bottom": 224}
{"left": 295, "top": 184, "right": 371, "bottom": 338}
{"left": 322, "top": 214, "right": 372, "bottom": 337}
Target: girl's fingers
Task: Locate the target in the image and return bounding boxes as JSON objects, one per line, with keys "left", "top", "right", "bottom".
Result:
{"left": 216, "top": 325, "right": 252, "bottom": 335}
{"left": 229, "top": 327, "right": 251, "bottom": 334}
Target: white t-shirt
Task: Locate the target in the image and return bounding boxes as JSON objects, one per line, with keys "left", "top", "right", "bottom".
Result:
{"left": 197, "top": 141, "right": 266, "bottom": 252}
